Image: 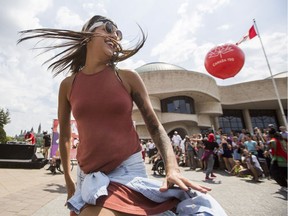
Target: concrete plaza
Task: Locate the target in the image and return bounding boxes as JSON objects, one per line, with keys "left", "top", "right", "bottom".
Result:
{"left": 0, "top": 160, "right": 287, "bottom": 216}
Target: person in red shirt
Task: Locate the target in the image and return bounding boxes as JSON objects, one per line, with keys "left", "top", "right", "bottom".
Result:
{"left": 24, "top": 131, "right": 36, "bottom": 145}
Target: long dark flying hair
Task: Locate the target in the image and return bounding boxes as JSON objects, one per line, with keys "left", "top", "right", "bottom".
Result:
{"left": 17, "top": 15, "right": 147, "bottom": 77}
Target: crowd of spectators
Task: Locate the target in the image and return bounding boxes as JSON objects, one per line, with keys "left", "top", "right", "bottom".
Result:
{"left": 141, "top": 124, "right": 287, "bottom": 191}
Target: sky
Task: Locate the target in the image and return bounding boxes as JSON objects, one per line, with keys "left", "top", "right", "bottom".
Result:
{"left": 0, "top": 0, "right": 287, "bottom": 137}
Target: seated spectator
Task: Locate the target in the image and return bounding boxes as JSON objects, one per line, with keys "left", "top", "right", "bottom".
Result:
{"left": 239, "top": 149, "right": 263, "bottom": 182}
{"left": 225, "top": 160, "right": 244, "bottom": 176}
{"left": 147, "top": 139, "right": 157, "bottom": 163}
{"left": 151, "top": 152, "right": 162, "bottom": 174}
{"left": 150, "top": 150, "right": 160, "bottom": 165}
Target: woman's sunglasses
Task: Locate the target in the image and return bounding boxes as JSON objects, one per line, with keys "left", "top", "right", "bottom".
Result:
{"left": 88, "top": 21, "right": 122, "bottom": 41}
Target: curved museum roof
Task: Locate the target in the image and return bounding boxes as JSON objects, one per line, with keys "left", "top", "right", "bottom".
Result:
{"left": 135, "top": 62, "right": 186, "bottom": 73}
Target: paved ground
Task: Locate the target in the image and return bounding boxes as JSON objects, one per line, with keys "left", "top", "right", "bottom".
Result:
{"left": 0, "top": 160, "right": 287, "bottom": 216}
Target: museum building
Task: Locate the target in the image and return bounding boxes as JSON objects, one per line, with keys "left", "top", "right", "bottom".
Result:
{"left": 132, "top": 62, "right": 287, "bottom": 139}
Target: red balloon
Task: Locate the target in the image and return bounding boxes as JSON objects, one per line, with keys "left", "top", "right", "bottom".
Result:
{"left": 204, "top": 43, "right": 245, "bottom": 79}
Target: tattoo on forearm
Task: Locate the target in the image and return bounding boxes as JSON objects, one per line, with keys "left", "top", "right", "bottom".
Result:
{"left": 132, "top": 92, "right": 172, "bottom": 163}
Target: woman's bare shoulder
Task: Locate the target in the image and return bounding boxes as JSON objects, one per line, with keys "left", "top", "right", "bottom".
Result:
{"left": 59, "top": 73, "right": 77, "bottom": 89}
{"left": 117, "top": 68, "right": 138, "bottom": 76}
{"left": 59, "top": 74, "right": 78, "bottom": 100}
{"left": 117, "top": 68, "right": 142, "bottom": 82}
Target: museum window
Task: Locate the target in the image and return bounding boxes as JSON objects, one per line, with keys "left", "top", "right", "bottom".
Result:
{"left": 218, "top": 110, "right": 245, "bottom": 134}
{"left": 250, "top": 109, "right": 279, "bottom": 130}
{"left": 161, "top": 96, "right": 195, "bottom": 114}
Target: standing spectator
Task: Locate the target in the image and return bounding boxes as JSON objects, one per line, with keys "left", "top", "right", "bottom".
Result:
{"left": 203, "top": 133, "right": 219, "bottom": 180}
{"left": 215, "top": 130, "right": 222, "bottom": 145}
{"left": 24, "top": 131, "right": 35, "bottom": 145}
{"left": 174, "top": 145, "right": 182, "bottom": 165}
{"left": 171, "top": 131, "right": 182, "bottom": 147}
{"left": 244, "top": 133, "right": 258, "bottom": 156}
{"left": 254, "top": 127, "right": 265, "bottom": 144}
{"left": 238, "top": 128, "right": 247, "bottom": 142}
{"left": 185, "top": 135, "right": 196, "bottom": 170}
{"left": 279, "top": 126, "right": 288, "bottom": 141}
{"left": 227, "top": 130, "right": 234, "bottom": 141}
{"left": 265, "top": 127, "right": 287, "bottom": 191}
{"left": 42, "top": 131, "right": 51, "bottom": 159}
{"left": 197, "top": 138, "right": 205, "bottom": 170}
{"left": 179, "top": 139, "right": 186, "bottom": 155}
{"left": 221, "top": 136, "right": 235, "bottom": 172}
{"left": 72, "top": 137, "right": 79, "bottom": 149}
{"left": 140, "top": 140, "right": 146, "bottom": 161}
{"left": 147, "top": 139, "right": 157, "bottom": 163}
{"left": 19, "top": 14, "right": 226, "bottom": 215}
{"left": 256, "top": 144, "right": 270, "bottom": 178}
{"left": 232, "top": 136, "right": 242, "bottom": 161}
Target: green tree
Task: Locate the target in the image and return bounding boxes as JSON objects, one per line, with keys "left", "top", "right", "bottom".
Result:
{"left": 0, "top": 126, "right": 6, "bottom": 143}
{"left": 0, "top": 108, "right": 11, "bottom": 143}
{"left": 0, "top": 108, "right": 11, "bottom": 128}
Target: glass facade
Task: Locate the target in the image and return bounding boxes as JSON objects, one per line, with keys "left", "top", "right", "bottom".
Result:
{"left": 218, "top": 110, "right": 245, "bottom": 134}
{"left": 250, "top": 109, "right": 279, "bottom": 130}
{"left": 160, "top": 97, "right": 284, "bottom": 135}
{"left": 161, "top": 96, "right": 195, "bottom": 114}
{"left": 219, "top": 109, "right": 282, "bottom": 134}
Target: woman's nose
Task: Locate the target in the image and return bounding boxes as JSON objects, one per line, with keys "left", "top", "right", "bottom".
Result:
{"left": 110, "top": 31, "right": 121, "bottom": 41}
{"left": 110, "top": 31, "right": 118, "bottom": 40}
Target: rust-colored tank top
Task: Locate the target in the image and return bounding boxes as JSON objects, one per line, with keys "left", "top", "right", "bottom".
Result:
{"left": 70, "top": 66, "right": 141, "bottom": 174}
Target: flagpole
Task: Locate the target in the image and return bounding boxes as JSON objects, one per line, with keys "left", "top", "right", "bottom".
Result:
{"left": 253, "top": 19, "right": 287, "bottom": 127}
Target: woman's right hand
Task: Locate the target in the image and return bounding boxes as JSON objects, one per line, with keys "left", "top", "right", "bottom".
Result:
{"left": 65, "top": 176, "right": 76, "bottom": 203}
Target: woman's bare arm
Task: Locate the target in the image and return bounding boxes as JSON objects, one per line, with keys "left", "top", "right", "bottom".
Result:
{"left": 58, "top": 76, "right": 75, "bottom": 199}
{"left": 120, "top": 69, "right": 211, "bottom": 193}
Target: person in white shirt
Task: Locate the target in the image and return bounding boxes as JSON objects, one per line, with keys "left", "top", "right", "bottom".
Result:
{"left": 279, "top": 126, "right": 288, "bottom": 140}
{"left": 239, "top": 149, "right": 263, "bottom": 182}
{"left": 147, "top": 139, "right": 157, "bottom": 163}
{"left": 171, "top": 131, "right": 182, "bottom": 147}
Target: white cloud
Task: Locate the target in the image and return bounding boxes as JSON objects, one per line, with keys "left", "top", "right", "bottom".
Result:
{"left": 217, "top": 24, "right": 230, "bottom": 30}
{"left": 196, "top": 0, "right": 230, "bottom": 13}
{"left": 191, "top": 42, "right": 216, "bottom": 72}
{"left": 150, "top": 5, "right": 201, "bottom": 63}
{"left": 82, "top": 1, "right": 108, "bottom": 16}
{"left": 0, "top": 0, "right": 286, "bottom": 136}
{"left": 55, "top": 7, "right": 84, "bottom": 29}
{"left": 150, "top": 0, "right": 231, "bottom": 67}
{"left": 118, "top": 58, "right": 147, "bottom": 70}
{"left": 6, "top": 0, "right": 53, "bottom": 29}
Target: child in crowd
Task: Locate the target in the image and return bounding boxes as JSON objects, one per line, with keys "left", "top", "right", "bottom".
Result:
{"left": 225, "top": 160, "right": 244, "bottom": 176}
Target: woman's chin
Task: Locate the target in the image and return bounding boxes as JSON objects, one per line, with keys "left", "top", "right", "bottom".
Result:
{"left": 104, "top": 48, "right": 115, "bottom": 57}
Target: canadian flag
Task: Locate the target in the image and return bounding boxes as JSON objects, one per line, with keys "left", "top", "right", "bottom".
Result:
{"left": 236, "top": 25, "right": 257, "bottom": 45}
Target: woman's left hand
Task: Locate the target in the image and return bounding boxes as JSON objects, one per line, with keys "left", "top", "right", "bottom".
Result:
{"left": 160, "top": 168, "right": 211, "bottom": 194}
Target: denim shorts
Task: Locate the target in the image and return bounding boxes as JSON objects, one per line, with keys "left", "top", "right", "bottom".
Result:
{"left": 67, "top": 152, "right": 227, "bottom": 216}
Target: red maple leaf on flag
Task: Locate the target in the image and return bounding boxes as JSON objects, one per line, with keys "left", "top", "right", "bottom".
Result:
{"left": 236, "top": 25, "right": 257, "bottom": 45}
